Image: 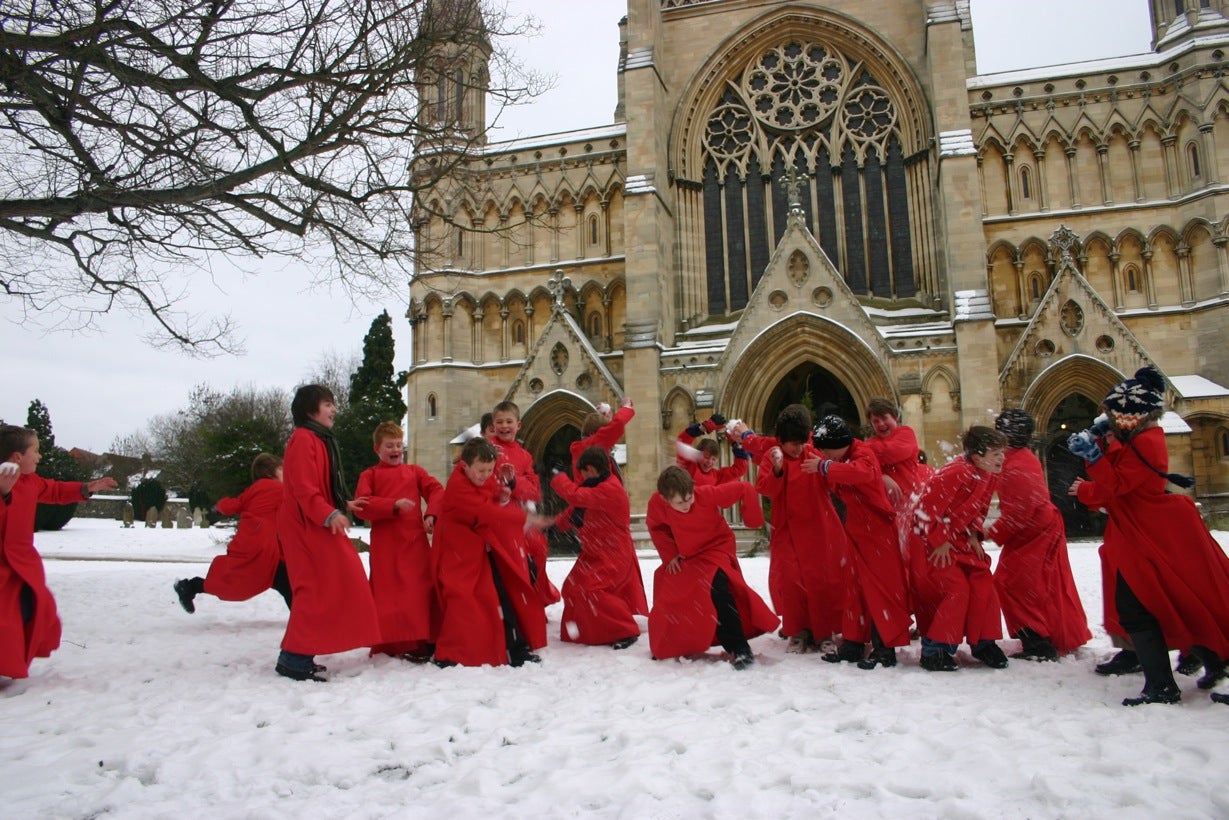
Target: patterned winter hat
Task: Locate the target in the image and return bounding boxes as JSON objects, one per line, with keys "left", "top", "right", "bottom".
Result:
{"left": 812, "top": 415, "right": 854, "bottom": 449}
{"left": 1102, "top": 365, "right": 1166, "bottom": 431}
{"left": 994, "top": 409, "right": 1034, "bottom": 449}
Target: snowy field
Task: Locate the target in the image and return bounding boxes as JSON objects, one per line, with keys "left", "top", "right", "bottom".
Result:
{"left": 3, "top": 519, "right": 1228, "bottom": 819}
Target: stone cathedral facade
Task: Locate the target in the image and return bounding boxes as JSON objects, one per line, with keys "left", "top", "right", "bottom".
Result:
{"left": 407, "top": 0, "right": 1229, "bottom": 529}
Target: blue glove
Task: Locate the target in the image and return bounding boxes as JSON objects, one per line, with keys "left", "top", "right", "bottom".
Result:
{"left": 685, "top": 423, "right": 704, "bottom": 438}
{"left": 732, "top": 446, "right": 750, "bottom": 461}
{"left": 1089, "top": 414, "right": 1110, "bottom": 437}
{"left": 1067, "top": 430, "right": 1103, "bottom": 464}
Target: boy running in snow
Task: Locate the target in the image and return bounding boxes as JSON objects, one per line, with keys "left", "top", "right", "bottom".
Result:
{"left": 351, "top": 422, "right": 444, "bottom": 660}
{"left": 570, "top": 397, "right": 634, "bottom": 481}
{"left": 1, "top": 425, "right": 117, "bottom": 681}
{"left": 864, "top": 398, "right": 931, "bottom": 510}
{"left": 174, "top": 453, "right": 292, "bottom": 615}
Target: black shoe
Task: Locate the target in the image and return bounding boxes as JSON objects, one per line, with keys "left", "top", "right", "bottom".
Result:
{"left": 432, "top": 659, "right": 458, "bottom": 669}
{"left": 731, "top": 652, "right": 755, "bottom": 671}
{"left": 173, "top": 579, "right": 197, "bottom": 614}
{"left": 1175, "top": 651, "right": 1202, "bottom": 676}
{"left": 1095, "top": 650, "right": 1141, "bottom": 676}
{"left": 1211, "top": 692, "right": 1229, "bottom": 705}
{"left": 822, "top": 640, "right": 866, "bottom": 664}
{"left": 1122, "top": 684, "right": 1181, "bottom": 706}
{"left": 1189, "top": 646, "right": 1227, "bottom": 690}
{"left": 857, "top": 647, "right": 897, "bottom": 670}
{"left": 509, "top": 651, "right": 542, "bottom": 667}
{"left": 312, "top": 663, "right": 327, "bottom": 673}
{"left": 1011, "top": 631, "right": 1058, "bottom": 662}
{"left": 275, "top": 662, "right": 326, "bottom": 682}
{"left": 611, "top": 636, "right": 638, "bottom": 650}
{"left": 397, "top": 652, "right": 432, "bottom": 664}
{"left": 972, "top": 642, "right": 1009, "bottom": 669}
{"left": 920, "top": 651, "right": 957, "bottom": 672}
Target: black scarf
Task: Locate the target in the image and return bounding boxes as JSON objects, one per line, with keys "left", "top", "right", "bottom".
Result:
{"left": 302, "top": 419, "right": 349, "bottom": 510}
{"left": 1125, "top": 435, "right": 1196, "bottom": 490}
{"left": 569, "top": 474, "right": 608, "bottom": 528}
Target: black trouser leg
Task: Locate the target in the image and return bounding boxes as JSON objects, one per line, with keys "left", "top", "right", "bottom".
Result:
{"left": 1116, "top": 572, "right": 1176, "bottom": 694}
{"left": 710, "top": 570, "right": 750, "bottom": 656}
{"left": 272, "top": 562, "right": 293, "bottom": 609}
{"left": 489, "top": 554, "right": 530, "bottom": 660}
{"left": 19, "top": 583, "right": 35, "bottom": 624}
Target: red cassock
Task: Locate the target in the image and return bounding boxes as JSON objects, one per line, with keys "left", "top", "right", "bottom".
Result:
{"left": 645, "top": 483, "right": 778, "bottom": 660}
{"left": 755, "top": 446, "right": 851, "bottom": 639}
{"left": 989, "top": 446, "right": 1091, "bottom": 653}
{"left": 278, "top": 427, "right": 380, "bottom": 656}
{"left": 495, "top": 438, "right": 560, "bottom": 606}
{"left": 0, "top": 475, "right": 82, "bottom": 678}
{"left": 823, "top": 439, "right": 913, "bottom": 648}
{"left": 432, "top": 464, "right": 547, "bottom": 666}
{"left": 550, "top": 472, "right": 647, "bottom": 644}
{"left": 906, "top": 456, "right": 1003, "bottom": 646}
{"left": 1076, "top": 426, "right": 1229, "bottom": 657}
{"left": 676, "top": 423, "right": 748, "bottom": 488}
{"left": 203, "top": 478, "right": 284, "bottom": 601}
{"left": 864, "top": 425, "right": 932, "bottom": 507}
{"left": 570, "top": 404, "right": 634, "bottom": 480}
{"left": 355, "top": 462, "right": 444, "bottom": 653}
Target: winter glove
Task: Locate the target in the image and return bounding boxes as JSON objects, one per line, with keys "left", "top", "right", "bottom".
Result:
{"left": 1067, "top": 430, "right": 1103, "bottom": 464}
{"left": 685, "top": 422, "right": 705, "bottom": 438}
{"left": 710, "top": 413, "right": 728, "bottom": 427}
{"left": 732, "top": 446, "right": 751, "bottom": 461}
{"left": 1089, "top": 414, "right": 1111, "bottom": 437}
{"left": 820, "top": 459, "right": 833, "bottom": 476}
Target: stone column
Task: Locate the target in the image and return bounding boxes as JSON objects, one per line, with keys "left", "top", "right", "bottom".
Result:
{"left": 1162, "top": 135, "right": 1180, "bottom": 198}
{"left": 1109, "top": 251, "right": 1124, "bottom": 310}
{"left": 1033, "top": 149, "right": 1049, "bottom": 212}
{"left": 1097, "top": 142, "right": 1112, "bottom": 205}
{"left": 1128, "top": 139, "right": 1144, "bottom": 202}
{"left": 1065, "top": 145, "right": 1081, "bottom": 208}
{"left": 1200, "top": 123, "right": 1220, "bottom": 185}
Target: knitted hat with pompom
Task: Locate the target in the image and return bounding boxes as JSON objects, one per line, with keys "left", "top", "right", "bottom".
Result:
{"left": 1102, "top": 365, "right": 1165, "bottom": 431}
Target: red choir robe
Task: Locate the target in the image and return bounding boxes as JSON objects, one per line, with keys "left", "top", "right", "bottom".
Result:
{"left": 493, "top": 437, "right": 560, "bottom": 606}
{"left": 204, "top": 478, "right": 284, "bottom": 601}
{"left": 355, "top": 461, "right": 444, "bottom": 654}
{"left": 756, "top": 445, "right": 851, "bottom": 639}
{"left": 432, "top": 463, "right": 547, "bottom": 666}
{"left": 865, "top": 425, "right": 932, "bottom": 508}
{"left": 1076, "top": 426, "right": 1229, "bottom": 657}
{"left": 0, "top": 475, "right": 83, "bottom": 678}
{"left": 278, "top": 427, "right": 381, "bottom": 656}
{"left": 676, "top": 421, "right": 748, "bottom": 488}
{"left": 989, "top": 446, "right": 1091, "bottom": 653}
{"left": 823, "top": 439, "right": 913, "bottom": 648}
{"left": 645, "top": 482, "right": 778, "bottom": 660}
{"left": 570, "top": 404, "right": 635, "bottom": 480}
{"left": 550, "top": 472, "right": 647, "bottom": 645}
{"left": 906, "top": 455, "right": 1004, "bottom": 647}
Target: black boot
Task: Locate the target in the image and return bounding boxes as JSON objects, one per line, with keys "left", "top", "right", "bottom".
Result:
{"left": 1211, "top": 692, "right": 1229, "bottom": 705}
{"left": 857, "top": 629, "right": 896, "bottom": 669}
{"left": 1012, "top": 627, "right": 1058, "bottom": 662}
{"left": 1122, "top": 628, "right": 1180, "bottom": 707}
{"left": 1188, "top": 645, "right": 1227, "bottom": 690}
{"left": 1175, "top": 651, "right": 1202, "bottom": 676}
{"left": 174, "top": 577, "right": 203, "bottom": 614}
{"left": 822, "top": 640, "right": 866, "bottom": 664}
{"left": 972, "top": 641, "right": 1009, "bottom": 669}
{"left": 1095, "top": 649, "right": 1141, "bottom": 676}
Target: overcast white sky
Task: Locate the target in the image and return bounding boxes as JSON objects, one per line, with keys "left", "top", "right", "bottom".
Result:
{"left": 1, "top": 0, "right": 1153, "bottom": 453}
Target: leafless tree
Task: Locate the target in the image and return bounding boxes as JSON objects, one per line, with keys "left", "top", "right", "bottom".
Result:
{"left": 0, "top": 0, "right": 540, "bottom": 354}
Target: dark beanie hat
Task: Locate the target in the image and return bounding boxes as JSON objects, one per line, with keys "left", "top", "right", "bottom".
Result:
{"left": 994, "top": 409, "right": 1034, "bottom": 449}
{"left": 1102, "top": 365, "right": 1165, "bottom": 431}
{"left": 812, "top": 415, "right": 853, "bottom": 449}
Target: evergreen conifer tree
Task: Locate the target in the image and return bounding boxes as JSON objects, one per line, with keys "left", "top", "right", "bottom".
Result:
{"left": 26, "top": 400, "right": 90, "bottom": 531}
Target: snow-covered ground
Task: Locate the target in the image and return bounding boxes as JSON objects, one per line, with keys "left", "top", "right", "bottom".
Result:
{"left": 3, "top": 519, "right": 1228, "bottom": 819}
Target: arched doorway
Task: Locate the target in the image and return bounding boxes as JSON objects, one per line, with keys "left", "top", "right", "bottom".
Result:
{"left": 540, "top": 425, "right": 582, "bottom": 555}
{"left": 761, "top": 362, "right": 858, "bottom": 434}
{"left": 1042, "top": 393, "right": 1104, "bottom": 538}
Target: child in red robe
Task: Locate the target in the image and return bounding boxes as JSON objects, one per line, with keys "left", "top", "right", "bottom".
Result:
{"left": 754, "top": 404, "right": 850, "bottom": 654}
{"left": 864, "top": 397, "right": 932, "bottom": 510}
{"left": 0, "top": 425, "right": 117, "bottom": 681}
{"left": 675, "top": 413, "right": 752, "bottom": 488}
{"left": 907, "top": 426, "right": 1009, "bottom": 672}
{"left": 351, "top": 421, "right": 444, "bottom": 660}
{"left": 570, "top": 398, "right": 634, "bottom": 480}
{"left": 433, "top": 437, "right": 553, "bottom": 667}
{"left": 490, "top": 400, "right": 560, "bottom": 607}
{"left": 550, "top": 446, "right": 647, "bottom": 648}
{"left": 646, "top": 466, "right": 777, "bottom": 669}
{"left": 275, "top": 385, "right": 381, "bottom": 682}
{"left": 1069, "top": 366, "right": 1229, "bottom": 705}
{"left": 990, "top": 409, "right": 1090, "bottom": 661}
{"left": 174, "top": 453, "right": 291, "bottom": 615}
{"left": 808, "top": 415, "right": 911, "bottom": 669}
